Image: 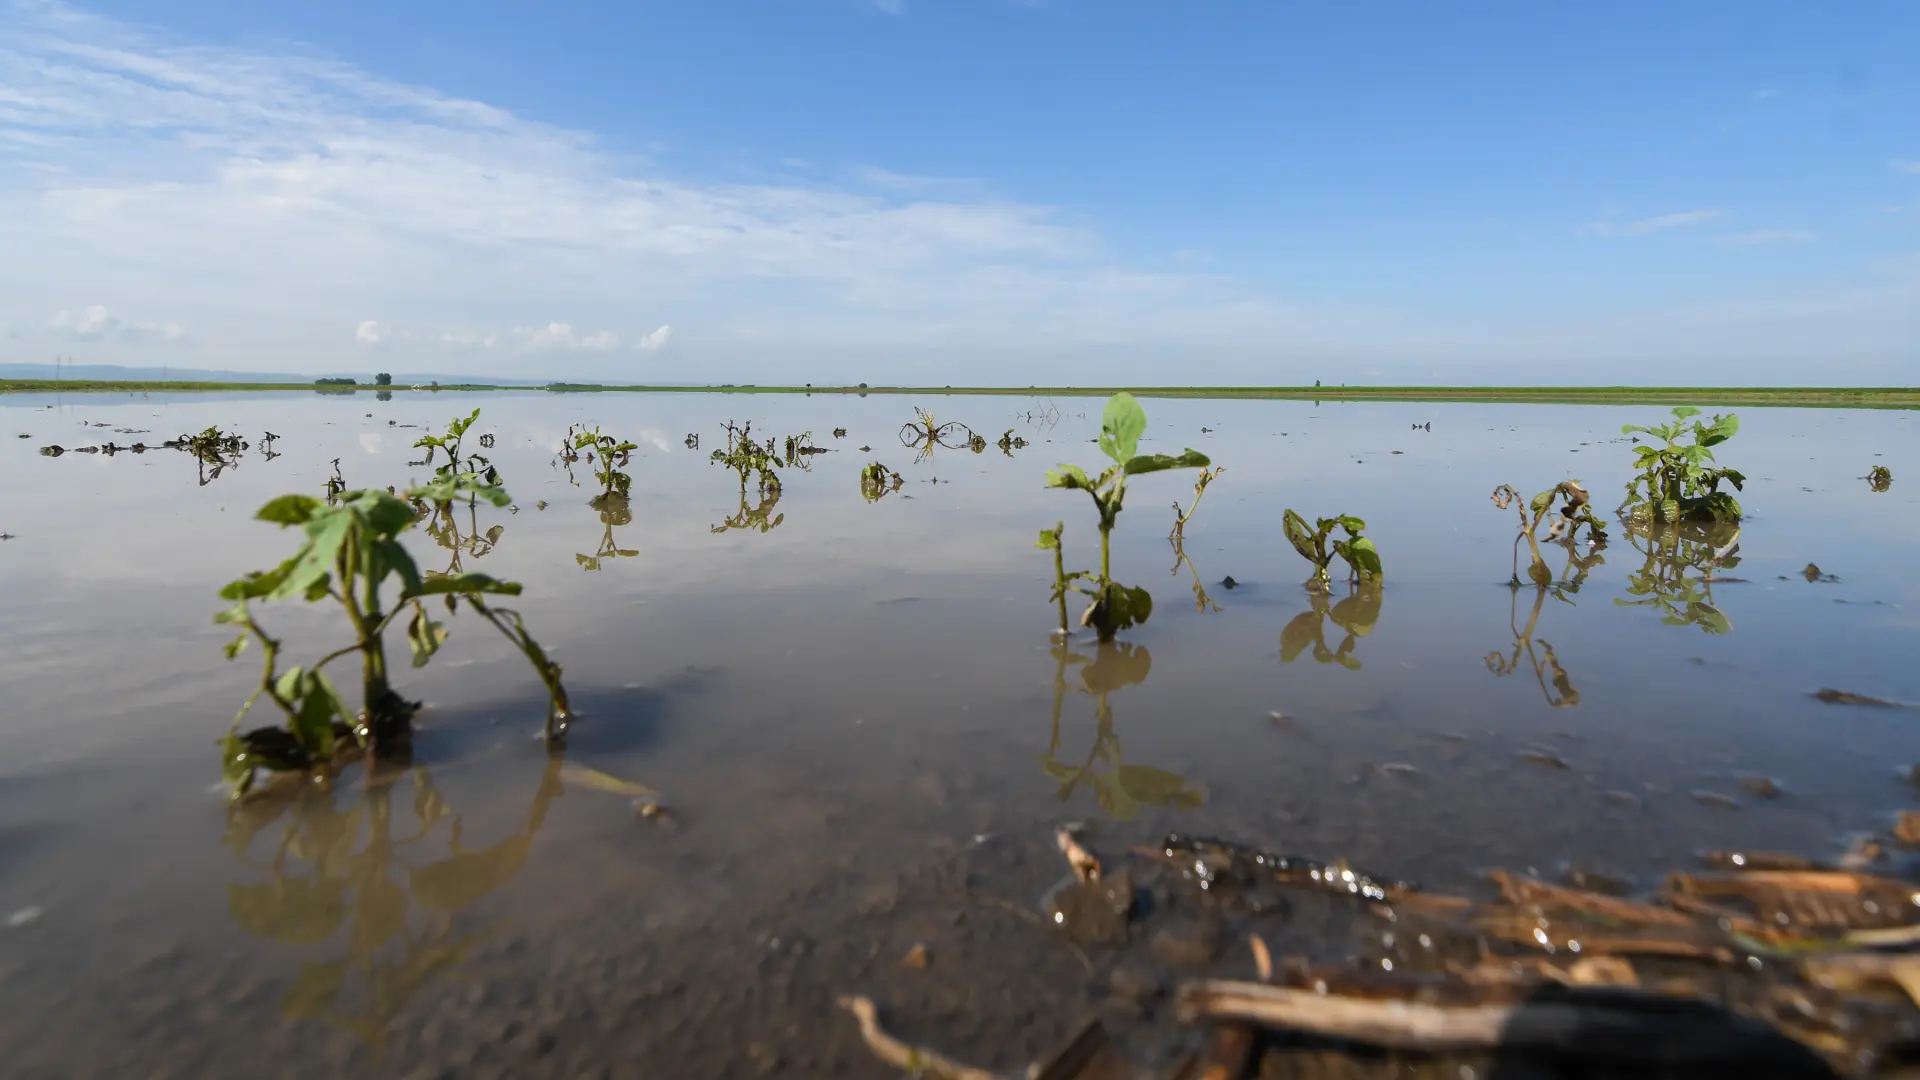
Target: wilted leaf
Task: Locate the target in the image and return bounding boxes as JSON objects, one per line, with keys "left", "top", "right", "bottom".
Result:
{"left": 409, "top": 573, "right": 523, "bottom": 598}
{"left": 560, "top": 761, "right": 659, "bottom": 800}
{"left": 1343, "top": 537, "right": 1383, "bottom": 579}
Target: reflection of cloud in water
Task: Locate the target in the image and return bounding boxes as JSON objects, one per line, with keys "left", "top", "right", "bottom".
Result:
{"left": 358, "top": 431, "right": 384, "bottom": 455}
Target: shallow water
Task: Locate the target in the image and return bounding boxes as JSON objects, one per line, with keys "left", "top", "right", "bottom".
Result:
{"left": 2, "top": 389, "right": 1917, "bottom": 1077}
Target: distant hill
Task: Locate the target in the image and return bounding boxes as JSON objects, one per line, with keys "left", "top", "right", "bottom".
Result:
{"left": 0, "top": 363, "right": 553, "bottom": 386}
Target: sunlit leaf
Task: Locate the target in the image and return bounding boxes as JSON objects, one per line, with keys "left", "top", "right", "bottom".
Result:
{"left": 408, "top": 573, "right": 523, "bottom": 598}
{"left": 1671, "top": 406, "right": 1702, "bottom": 420}
{"left": 1343, "top": 537, "right": 1383, "bottom": 579}
{"left": 1044, "top": 464, "right": 1092, "bottom": 490}
{"left": 1097, "top": 393, "right": 1147, "bottom": 466}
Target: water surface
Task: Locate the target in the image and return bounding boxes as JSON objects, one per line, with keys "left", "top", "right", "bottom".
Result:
{"left": 2, "top": 390, "right": 1916, "bottom": 1077}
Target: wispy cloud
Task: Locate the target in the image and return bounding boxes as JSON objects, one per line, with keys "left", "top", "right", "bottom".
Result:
{"left": 1584, "top": 210, "right": 1723, "bottom": 237}
{"left": 1897, "top": 161, "right": 1920, "bottom": 175}
{"left": 51, "top": 304, "right": 183, "bottom": 341}
{"left": 516, "top": 323, "right": 620, "bottom": 350}
{"left": 1751, "top": 88, "right": 1780, "bottom": 101}
{"left": 1714, "top": 229, "right": 1816, "bottom": 247}
{"left": 636, "top": 324, "right": 673, "bottom": 352}
{"left": 871, "top": 0, "right": 905, "bottom": 14}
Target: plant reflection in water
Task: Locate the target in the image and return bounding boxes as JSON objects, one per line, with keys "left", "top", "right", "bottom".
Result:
{"left": 1279, "top": 582, "right": 1383, "bottom": 670}
{"left": 1038, "top": 640, "right": 1203, "bottom": 822}
{"left": 223, "top": 758, "right": 564, "bottom": 1048}
{"left": 1616, "top": 520, "right": 1742, "bottom": 634}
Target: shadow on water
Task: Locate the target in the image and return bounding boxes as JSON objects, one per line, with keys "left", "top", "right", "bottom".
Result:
{"left": 222, "top": 757, "right": 565, "bottom": 1050}
{"left": 1038, "top": 639, "right": 1204, "bottom": 822}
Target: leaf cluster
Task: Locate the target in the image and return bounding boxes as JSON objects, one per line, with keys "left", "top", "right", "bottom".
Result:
{"left": 412, "top": 409, "right": 502, "bottom": 506}
{"left": 1282, "top": 510, "right": 1381, "bottom": 590}
{"left": 215, "top": 474, "right": 566, "bottom": 797}
{"left": 1620, "top": 407, "right": 1744, "bottom": 524}
{"left": 1490, "top": 481, "right": 1607, "bottom": 587}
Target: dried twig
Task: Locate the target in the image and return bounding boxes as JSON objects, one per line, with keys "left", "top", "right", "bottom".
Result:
{"left": 836, "top": 995, "right": 1006, "bottom": 1080}
{"left": 1174, "top": 979, "right": 1806, "bottom": 1063}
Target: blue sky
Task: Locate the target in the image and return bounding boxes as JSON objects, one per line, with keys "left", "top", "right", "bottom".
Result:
{"left": 1, "top": 0, "right": 1915, "bottom": 384}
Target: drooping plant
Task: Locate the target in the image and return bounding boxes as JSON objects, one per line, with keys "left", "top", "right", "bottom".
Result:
{"left": 1620, "top": 406, "right": 1744, "bottom": 524}
{"left": 1043, "top": 393, "right": 1210, "bottom": 641}
{"left": 412, "top": 409, "right": 499, "bottom": 497}
{"left": 1867, "top": 465, "right": 1893, "bottom": 493}
{"left": 711, "top": 420, "right": 782, "bottom": 497}
{"left": 899, "top": 407, "right": 976, "bottom": 462}
{"left": 996, "top": 429, "right": 1028, "bottom": 455}
{"left": 1169, "top": 465, "right": 1225, "bottom": 542}
{"left": 1490, "top": 481, "right": 1607, "bottom": 587}
{"left": 1282, "top": 511, "right": 1381, "bottom": 591}
{"left": 214, "top": 474, "right": 569, "bottom": 798}
{"left": 1486, "top": 584, "right": 1580, "bottom": 709}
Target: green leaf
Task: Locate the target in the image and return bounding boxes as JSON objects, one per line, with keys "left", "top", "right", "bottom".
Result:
{"left": 1097, "top": 392, "right": 1147, "bottom": 466}
{"left": 1657, "top": 498, "right": 1680, "bottom": 523}
{"left": 1670, "top": 406, "right": 1702, "bottom": 420}
{"left": 256, "top": 495, "right": 322, "bottom": 526}
{"left": 222, "top": 633, "right": 248, "bottom": 660}
{"left": 1529, "top": 490, "right": 1555, "bottom": 518}
{"left": 1699, "top": 413, "right": 1739, "bottom": 447}
{"left": 407, "top": 606, "right": 447, "bottom": 668}
{"left": 1528, "top": 555, "right": 1553, "bottom": 587}
{"left": 1044, "top": 464, "right": 1092, "bottom": 490}
{"left": 220, "top": 734, "right": 252, "bottom": 791}
{"left": 272, "top": 510, "right": 353, "bottom": 600}
{"left": 1282, "top": 509, "right": 1321, "bottom": 566}
{"left": 408, "top": 573, "right": 523, "bottom": 598}
{"left": 1035, "top": 527, "right": 1060, "bottom": 550}
{"left": 1123, "top": 448, "right": 1210, "bottom": 475}
{"left": 286, "top": 671, "right": 343, "bottom": 760}
{"left": 1336, "top": 515, "right": 1367, "bottom": 534}
{"left": 1344, "top": 536, "right": 1383, "bottom": 579}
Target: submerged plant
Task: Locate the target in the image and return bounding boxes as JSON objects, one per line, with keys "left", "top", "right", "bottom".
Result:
{"left": 859, "top": 461, "right": 904, "bottom": 502}
{"left": 1043, "top": 393, "right": 1210, "bottom": 641}
{"left": 411, "top": 409, "right": 499, "bottom": 499}
{"left": 1168, "top": 536, "right": 1220, "bottom": 614}
{"left": 1282, "top": 511, "right": 1381, "bottom": 591}
{"left": 1490, "top": 482, "right": 1607, "bottom": 587}
{"left": 899, "top": 407, "right": 977, "bottom": 462}
{"left": 996, "top": 429, "right": 1028, "bottom": 455}
{"left": 1620, "top": 406, "right": 1744, "bottom": 524}
{"left": 1279, "top": 583, "right": 1382, "bottom": 670}
{"left": 214, "top": 475, "right": 569, "bottom": 798}
{"left": 782, "top": 431, "right": 828, "bottom": 468}
{"left": 1867, "top": 465, "right": 1893, "bottom": 492}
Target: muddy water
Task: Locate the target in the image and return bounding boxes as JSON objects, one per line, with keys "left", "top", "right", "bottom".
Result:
{"left": 1, "top": 390, "right": 1916, "bottom": 1078}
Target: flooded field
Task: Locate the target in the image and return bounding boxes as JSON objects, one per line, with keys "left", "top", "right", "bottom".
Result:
{"left": 2, "top": 389, "right": 1918, "bottom": 1078}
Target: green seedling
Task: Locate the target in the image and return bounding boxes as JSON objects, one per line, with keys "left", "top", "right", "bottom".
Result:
{"left": 1038, "top": 640, "right": 1202, "bottom": 822}
{"left": 214, "top": 474, "right": 569, "bottom": 799}
{"left": 1615, "top": 520, "right": 1741, "bottom": 634}
{"left": 1490, "top": 482, "right": 1607, "bottom": 587}
{"left": 1280, "top": 583, "right": 1382, "bottom": 670}
{"left": 1282, "top": 511, "right": 1381, "bottom": 591}
{"left": 568, "top": 424, "right": 639, "bottom": 509}
{"left": 859, "top": 462, "right": 904, "bottom": 502}
{"left": 1621, "top": 406, "right": 1744, "bottom": 524}
{"left": 1043, "top": 393, "right": 1211, "bottom": 641}
{"left": 1867, "top": 465, "right": 1893, "bottom": 492}
{"left": 996, "top": 429, "right": 1028, "bottom": 455}
{"left": 782, "top": 431, "right": 827, "bottom": 468}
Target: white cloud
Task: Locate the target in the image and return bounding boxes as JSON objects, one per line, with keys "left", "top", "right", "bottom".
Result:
{"left": 636, "top": 324, "right": 672, "bottom": 352}
{"left": 1714, "top": 229, "right": 1816, "bottom": 246}
{"left": 515, "top": 322, "right": 619, "bottom": 350}
{"left": 1584, "top": 210, "right": 1723, "bottom": 237}
{"left": 51, "top": 303, "right": 182, "bottom": 340}
{"left": 440, "top": 329, "right": 499, "bottom": 348}
{"left": 355, "top": 319, "right": 383, "bottom": 344}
